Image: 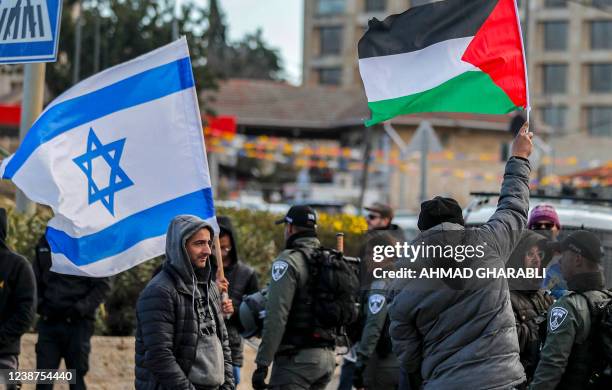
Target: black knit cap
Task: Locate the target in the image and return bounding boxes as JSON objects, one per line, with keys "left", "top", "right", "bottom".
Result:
{"left": 561, "top": 230, "right": 603, "bottom": 264}
{"left": 417, "top": 196, "right": 465, "bottom": 231}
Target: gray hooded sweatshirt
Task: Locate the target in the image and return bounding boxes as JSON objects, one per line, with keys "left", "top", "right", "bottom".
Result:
{"left": 135, "top": 215, "right": 234, "bottom": 390}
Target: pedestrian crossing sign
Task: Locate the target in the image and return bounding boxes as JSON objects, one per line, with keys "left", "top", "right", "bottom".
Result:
{"left": 0, "top": 0, "right": 62, "bottom": 64}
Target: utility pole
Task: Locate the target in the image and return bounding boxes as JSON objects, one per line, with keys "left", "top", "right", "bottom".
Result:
{"left": 173, "top": 0, "right": 181, "bottom": 40}
{"left": 357, "top": 126, "right": 373, "bottom": 214}
{"left": 419, "top": 125, "right": 429, "bottom": 204}
{"left": 16, "top": 63, "right": 46, "bottom": 215}
{"left": 73, "top": 0, "right": 83, "bottom": 84}
{"left": 94, "top": 8, "right": 101, "bottom": 73}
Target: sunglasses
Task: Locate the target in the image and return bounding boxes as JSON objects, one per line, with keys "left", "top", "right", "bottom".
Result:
{"left": 532, "top": 222, "right": 555, "bottom": 230}
{"left": 367, "top": 214, "right": 382, "bottom": 221}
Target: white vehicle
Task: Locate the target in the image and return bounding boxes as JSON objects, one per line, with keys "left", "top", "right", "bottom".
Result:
{"left": 393, "top": 212, "right": 420, "bottom": 242}
{"left": 464, "top": 193, "right": 612, "bottom": 287}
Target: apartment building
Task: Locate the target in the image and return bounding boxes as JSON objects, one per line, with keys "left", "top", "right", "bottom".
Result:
{"left": 303, "top": 0, "right": 612, "bottom": 136}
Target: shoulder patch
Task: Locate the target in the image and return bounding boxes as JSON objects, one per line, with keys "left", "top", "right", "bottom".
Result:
{"left": 549, "top": 306, "right": 569, "bottom": 331}
{"left": 271, "top": 260, "right": 289, "bottom": 281}
{"left": 369, "top": 293, "right": 386, "bottom": 314}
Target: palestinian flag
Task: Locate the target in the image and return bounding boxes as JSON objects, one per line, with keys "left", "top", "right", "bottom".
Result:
{"left": 358, "top": 0, "right": 528, "bottom": 126}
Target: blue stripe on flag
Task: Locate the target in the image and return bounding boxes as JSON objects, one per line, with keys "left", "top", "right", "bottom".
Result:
{"left": 46, "top": 187, "right": 215, "bottom": 266}
{"left": 3, "top": 57, "right": 194, "bottom": 179}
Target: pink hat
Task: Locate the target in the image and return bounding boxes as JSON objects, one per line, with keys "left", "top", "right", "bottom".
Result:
{"left": 528, "top": 204, "right": 561, "bottom": 230}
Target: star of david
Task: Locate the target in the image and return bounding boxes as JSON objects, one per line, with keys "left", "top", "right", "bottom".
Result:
{"left": 73, "top": 128, "right": 134, "bottom": 216}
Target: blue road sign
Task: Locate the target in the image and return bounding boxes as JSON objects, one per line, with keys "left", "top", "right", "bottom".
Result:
{"left": 0, "top": 0, "right": 62, "bottom": 64}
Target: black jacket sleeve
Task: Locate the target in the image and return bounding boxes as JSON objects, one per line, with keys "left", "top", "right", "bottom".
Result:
{"left": 74, "top": 277, "right": 112, "bottom": 317}
{"left": 0, "top": 258, "right": 36, "bottom": 346}
{"left": 32, "top": 246, "right": 49, "bottom": 313}
{"left": 136, "top": 286, "right": 195, "bottom": 390}
{"left": 211, "top": 285, "right": 235, "bottom": 390}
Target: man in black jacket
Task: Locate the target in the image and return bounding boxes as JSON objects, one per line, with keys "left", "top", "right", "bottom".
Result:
{"left": 33, "top": 235, "right": 111, "bottom": 390}
{"left": 135, "top": 215, "right": 234, "bottom": 390}
{"left": 0, "top": 208, "right": 36, "bottom": 390}
{"left": 216, "top": 216, "right": 258, "bottom": 386}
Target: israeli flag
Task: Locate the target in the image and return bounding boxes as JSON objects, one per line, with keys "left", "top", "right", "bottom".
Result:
{"left": 0, "top": 38, "right": 217, "bottom": 277}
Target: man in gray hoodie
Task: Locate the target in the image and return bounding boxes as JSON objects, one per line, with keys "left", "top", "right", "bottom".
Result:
{"left": 135, "top": 215, "right": 234, "bottom": 390}
{"left": 388, "top": 123, "right": 534, "bottom": 389}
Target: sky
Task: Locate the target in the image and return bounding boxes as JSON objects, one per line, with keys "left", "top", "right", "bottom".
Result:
{"left": 197, "top": 0, "right": 304, "bottom": 85}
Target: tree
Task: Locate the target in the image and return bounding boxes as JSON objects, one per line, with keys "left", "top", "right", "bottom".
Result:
{"left": 205, "top": 0, "right": 227, "bottom": 77}
{"left": 224, "top": 29, "right": 282, "bottom": 80}
{"left": 46, "top": 0, "right": 217, "bottom": 105}
{"left": 19, "top": 0, "right": 282, "bottom": 103}
{"left": 204, "top": 0, "right": 282, "bottom": 81}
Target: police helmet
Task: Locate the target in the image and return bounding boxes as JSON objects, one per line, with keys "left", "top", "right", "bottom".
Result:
{"left": 239, "top": 289, "right": 267, "bottom": 338}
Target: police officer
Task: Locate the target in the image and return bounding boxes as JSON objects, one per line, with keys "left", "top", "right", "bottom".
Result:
{"left": 352, "top": 280, "right": 398, "bottom": 390}
{"left": 349, "top": 203, "right": 403, "bottom": 390}
{"left": 252, "top": 205, "right": 336, "bottom": 390}
{"left": 530, "top": 230, "right": 608, "bottom": 390}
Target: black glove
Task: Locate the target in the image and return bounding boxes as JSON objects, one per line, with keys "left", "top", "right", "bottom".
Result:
{"left": 252, "top": 365, "right": 268, "bottom": 390}
{"left": 353, "top": 362, "right": 366, "bottom": 389}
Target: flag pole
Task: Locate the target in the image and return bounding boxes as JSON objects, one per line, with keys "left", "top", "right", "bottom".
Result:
{"left": 514, "top": 0, "right": 530, "bottom": 127}
{"left": 214, "top": 235, "right": 226, "bottom": 284}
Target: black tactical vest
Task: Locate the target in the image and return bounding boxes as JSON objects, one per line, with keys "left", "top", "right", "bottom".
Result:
{"left": 281, "top": 249, "right": 335, "bottom": 349}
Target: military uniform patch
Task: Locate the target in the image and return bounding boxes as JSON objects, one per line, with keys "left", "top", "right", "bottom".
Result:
{"left": 369, "top": 293, "right": 386, "bottom": 314}
{"left": 271, "top": 261, "right": 289, "bottom": 281}
{"left": 549, "top": 306, "right": 568, "bottom": 331}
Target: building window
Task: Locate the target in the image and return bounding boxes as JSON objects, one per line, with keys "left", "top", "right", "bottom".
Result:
{"left": 542, "top": 64, "right": 567, "bottom": 94}
{"left": 317, "top": 0, "right": 345, "bottom": 15}
{"left": 587, "top": 107, "right": 612, "bottom": 136}
{"left": 319, "top": 68, "right": 342, "bottom": 85}
{"left": 541, "top": 106, "right": 567, "bottom": 131}
{"left": 320, "top": 27, "right": 342, "bottom": 55}
{"left": 544, "top": 0, "right": 567, "bottom": 7}
{"left": 543, "top": 21, "right": 568, "bottom": 51}
{"left": 591, "top": 21, "right": 612, "bottom": 50}
{"left": 365, "top": 0, "right": 386, "bottom": 12}
{"left": 589, "top": 64, "right": 612, "bottom": 93}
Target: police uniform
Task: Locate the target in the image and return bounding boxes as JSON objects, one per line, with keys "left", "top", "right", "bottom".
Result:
{"left": 530, "top": 230, "right": 608, "bottom": 390}
{"left": 254, "top": 207, "right": 335, "bottom": 390}
{"left": 355, "top": 280, "right": 399, "bottom": 389}
{"left": 529, "top": 284, "right": 606, "bottom": 389}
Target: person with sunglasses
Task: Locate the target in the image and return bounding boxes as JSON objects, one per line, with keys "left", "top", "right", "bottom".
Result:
{"left": 344, "top": 203, "right": 404, "bottom": 390}
{"left": 528, "top": 205, "right": 566, "bottom": 299}
{"left": 135, "top": 215, "right": 234, "bottom": 390}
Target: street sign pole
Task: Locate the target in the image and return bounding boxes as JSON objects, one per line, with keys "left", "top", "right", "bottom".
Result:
{"left": 419, "top": 123, "right": 430, "bottom": 204}
{"left": 16, "top": 63, "right": 46, "bottom": 215}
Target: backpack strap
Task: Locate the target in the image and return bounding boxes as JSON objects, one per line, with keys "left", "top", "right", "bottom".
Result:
{"left": 573, "top": 290, "right": 612, "bottom": 336}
